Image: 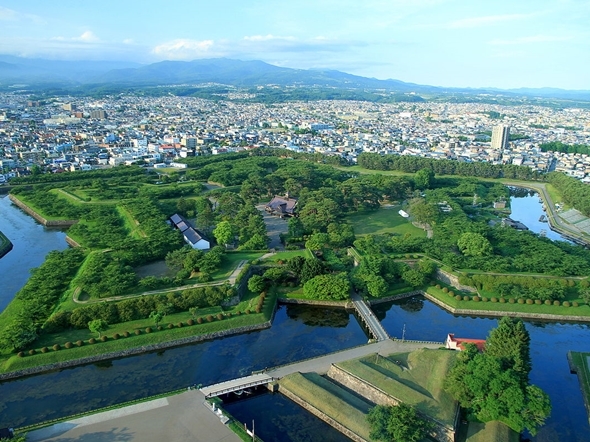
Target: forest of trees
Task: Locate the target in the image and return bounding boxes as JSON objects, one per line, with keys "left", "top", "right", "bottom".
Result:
{"left": 546, "top": 171, "right": 590, "bottom": 216}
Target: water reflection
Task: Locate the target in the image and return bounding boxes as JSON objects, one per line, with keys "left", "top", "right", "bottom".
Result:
{"left": 286, "top": 305, "right": 351, "bottom": 328}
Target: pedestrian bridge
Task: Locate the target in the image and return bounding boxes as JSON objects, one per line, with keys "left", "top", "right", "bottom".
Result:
{"left": 350, "top": 293, "right": 389, "bottom": 341}
{"left": 200, "top": 373, "right": 274, "bottom": 398}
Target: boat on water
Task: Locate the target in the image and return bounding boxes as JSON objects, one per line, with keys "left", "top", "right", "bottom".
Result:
{"left": 539, "top": 215, "right": 547, "bottom": 222}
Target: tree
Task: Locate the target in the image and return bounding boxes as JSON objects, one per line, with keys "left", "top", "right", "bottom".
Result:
{"left": 401, "top": 268, "right": 426, "bottom": 288}
{"left": 248, "top": 275, "right": 266, "bottom": 293}
{"left": 0, "top": 320, "right": 38, "bottom": 352}
{"left": 485, "top": 316, "right": 531, "bottom": 382}
{"left": 305, "top": 233, "right": 329, "bottom": 251}
{"left": 88, "top": 319, "right": 108, "bottom": 338}
{"left": 365, "top": 274, "right": 388, "bottom": 298}
{"left": 367, "top": 404, "right": 433, "bottom": 442}
{"left": 414, "top": 168, "right": 434, "bottom": 190}
{"left": 457, "top": 232, "right": 493, "bottom": 257}
{"left": 408, "top": 198, "right": 438, "bottom": 225}
{"left": 303, "top": 273, "right": 350, "bottom": 300}
{"left": 149, "top": 311, "right": 164, "bottom": 327}
{"left": 188, "top": 307, "right": 198, "bottom": 320}
{"left": 300, "top": 258, "right": 326, "bottom": 284}
{"left": 213, "top": 221, "right": 234, "bottom": 247}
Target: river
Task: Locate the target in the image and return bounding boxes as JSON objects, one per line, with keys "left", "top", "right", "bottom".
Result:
{"left": 0, "top": 196, "right": 68, "bottom": 312}
{"left": 1, "top": 192, "right": 589, "bottom": 441}
{"left": 509, "top": 189, "right": 568, "bottom": 242}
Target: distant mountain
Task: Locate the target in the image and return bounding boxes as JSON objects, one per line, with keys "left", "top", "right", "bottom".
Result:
{"left": 0, "top": 55, "right": 588, "bottom": 101}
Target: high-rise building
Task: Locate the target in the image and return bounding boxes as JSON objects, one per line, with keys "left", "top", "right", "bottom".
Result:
{"left": 491, "top": 125, "right": 510, "bottom": 150}
{"left": 90, "top": 110, "right": 107, "bottom": 119}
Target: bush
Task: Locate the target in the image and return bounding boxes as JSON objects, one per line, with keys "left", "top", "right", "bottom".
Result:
{"left": 123, "top": 331, "right": 130, "bottom": 337}
{"left": 448, "top": 291, "right": 455, "bottom": 297}
{"left": 455, "top": 295, "right": 462, "bottom": 300}
{"left": 29, "top": 349, "right": 36, "bottom": 355}
{"left": 573, "top": 301, "right": 579, "bottom": 307}
{"left": 206, "top": 315, "right": 214, "bottom": 322}
{"left": 442, "top": 287, "right": 449, "bottom": 293}
{"left": 508, "top": 298, "right": 515, "bottom": 304}
{"left": 187, "top": 319, "right": 194, "bottom": 326}
{"left": 563, "top": 301, "right": 570, "bottom": 307}
{"left": 553, "top": 300, "right": 561, "bottom": 306}
{"left": 499, "top": 298, "right": 506, "bottom": 303}
{"left": 145, "top": 327, "right": 152, "bottom": 333}
{"left": 518, "top": 298, "right": 525, "bottom": 304}
{"left": 217, "top": 313, "right": 224, "bottom": 321}
{"left": 17, "top": 351, "right": 24, "bottom": 357}
{"left": 472, "top": 296, "right": 479, "bottom": 302}
{"left": 526, "top": 299, "right": 534, "bottom": 305}
{"left": 76, "top": 340, "right": 84, "bottom": 347}
{"left": 481, "top": 297, "right": 488, "bottom": 302}
{"left": 245, "top": 309, "right": 251, "bottom": 314}
{"left": 100, "top": 335, "right": 108, "bottom": 342}
{"left": 436, "top": 284, "right": 441, "bottom": 289}
{"left": 545, "top": 300, "right": 552, "bottom": 306}
{"left": 491, "top": 297, "right": 497, "bottom": 303}
{"left": 535, "top": 299, "right": 542, "bottom": 305}
{"left": 197, "top": 317, "right": 204, "bottom": 324}
{"left": 89, "top": 338, "right": 96, "bottom": 344}
{"left": 157, "top": 325, "right": 163, "bottom": 331}
{"left": 64, "top": 342, "right": 73, "bottom": 349}
{"left": 53, "top": 344, "right": 61, "bottom": 351}
{"left": 41, "top": 347, "right": 49, "bottom": 353}
{"left": 168, "top": 323, "right": 174, "bottom": 329}
{"left": 463, "top": 295, "right": 470, "bottom": 301}
{"left": 112, "top": 333, "right": 120, "bottom": 340}
{"left": 177, "top": 322, "right": 183, "bottom": 327}
{"left": 135, "top": 329, "right": 141, "bottom": 335}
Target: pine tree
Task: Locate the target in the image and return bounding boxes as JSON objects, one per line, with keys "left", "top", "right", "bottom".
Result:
{"left": 485, "top": 316, "right": 531, "bottom": 383}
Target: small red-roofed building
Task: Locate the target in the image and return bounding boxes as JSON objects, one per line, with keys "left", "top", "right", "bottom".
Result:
{"left": 445, "top": 333, "right": 485, "bottom": 352}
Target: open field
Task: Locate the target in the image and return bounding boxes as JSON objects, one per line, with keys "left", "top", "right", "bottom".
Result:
{"left": 211, "top": 251, "right": 266, "bottom": 280}
{"left": 347, "top": 207, "right": 426, "bottom": 237}
{"left": 465, "top": 421, "right": 519, "bottom": 442}
{"left": 279, "top": 371, "right": 373, "bottom": 441}
{"left": 336, "top": 348, "right": 457, "bottom": 426}
{"left": 261, "top": 249, "right": 313, "bottom": 262}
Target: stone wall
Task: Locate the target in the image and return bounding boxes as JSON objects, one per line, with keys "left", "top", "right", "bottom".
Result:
{"left": 0, "top": 321, "right": 272, "bottom": 381}
{"left": 65, "top": 236, "right": 82, "bottom": 248}
{"left": 436, "top": 269, "right": 476, "bottom": 293}
{"left": 278, "top": 298, "right": 353, "bottom": 308}
{"left": 9, "top": 195, "right": 78, "bottom": 227}
{"left": 367, "top": 291, "right": 423, "bottom": 305}
{"left": 279, "top": 385, "right": 368, "bottom": 442}
{"left": 327, "top": 364, "right": 456, "bottom": 442}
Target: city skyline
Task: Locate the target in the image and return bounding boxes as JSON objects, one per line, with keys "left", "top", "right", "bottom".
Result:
{"left": 0, "top": 0, "right": 588, "bottom": 90}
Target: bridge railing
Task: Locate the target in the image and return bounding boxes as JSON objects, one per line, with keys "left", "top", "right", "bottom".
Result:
{"left": 204, "top": 377, "right": 275, "bottom": 398}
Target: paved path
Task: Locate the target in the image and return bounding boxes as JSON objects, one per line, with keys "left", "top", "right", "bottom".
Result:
{"left": 27, "top": 390, "right": 241, "bottom": 442}
{"left": 350, "top": 292, "right": 390, "bottom": 341}
{"left": 201, "top": 373, "right": 274, "bottom": 398}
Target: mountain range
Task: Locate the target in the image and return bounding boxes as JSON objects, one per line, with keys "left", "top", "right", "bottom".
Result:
{"left": 0, "top": 55, "right": 589, "bottom": 101}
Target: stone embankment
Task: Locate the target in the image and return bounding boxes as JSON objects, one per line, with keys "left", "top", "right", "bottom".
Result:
{"left": 0, "top": 322, "right": 271, "bottom": 381}
{"left": 8, "top": 195, "right": 78, "bottom": 227}
{"left": 278, "top": 298, "right": 352, "bottom": 308}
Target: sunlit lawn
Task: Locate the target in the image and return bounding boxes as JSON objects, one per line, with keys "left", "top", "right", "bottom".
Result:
{"left": 347, "top": 207, "right": 426, "bottom": 237}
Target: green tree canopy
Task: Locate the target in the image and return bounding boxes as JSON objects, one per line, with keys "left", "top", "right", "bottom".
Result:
{"left": 88, "top": 319, "right": 108, "bottom": 338}
{"left": 213, "top": 221, "right": 234, "bottom": 247}
{"left": 303, "top": 273, "right": 350, "bottom": 300}
{"left": 367, "top": 403, "right": 433, "bottom": 442}
{"left": 457, "top": 232, "right": 493, "bottom": 257}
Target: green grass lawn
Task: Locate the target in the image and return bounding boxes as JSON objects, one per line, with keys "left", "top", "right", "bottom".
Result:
{"left": 261, "top": 249, "right": 312, "bottom": 262}
{"left": 211, "top": 251, "right": 266, "bottom": 280}
{"left": 117, "top": 205, "right": 146, "bottom": 239}
{"left": 346, "top": 207, "right": 426, "bottom": 237}
{"left": 335, "top": 348, "right": 458, "bottom": 426}
{"left": 466, "top": 421, "right": 520, "bottom": 442}
{"left": 279, "top": 372, "right": 373, "bottom": 440}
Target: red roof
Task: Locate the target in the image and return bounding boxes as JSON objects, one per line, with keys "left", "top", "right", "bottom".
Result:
{"left": 447, "top": 333, "right": 485, "bottom": 352}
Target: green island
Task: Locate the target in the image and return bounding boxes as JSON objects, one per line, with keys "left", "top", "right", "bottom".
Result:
{"left": 2, "top": 148, "right": 590, "bottom": 440}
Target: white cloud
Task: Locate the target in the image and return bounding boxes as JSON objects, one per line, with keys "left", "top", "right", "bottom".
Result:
{"left": 243, "top": 34, "right": 295, "bottom": 42}
{"left": 52, "top": 31, "right": 100, "bottom": 43}
{"left": 448, "top": 14, "right": 531, "bottom": 29}
{"left": 151, "top": 39, "right": 215, "bottom": 60}
{"left": 0, "top": 6, "right": 44, "bottom": 23}
{"left": 489, "top": 35, "right": 570, "bottom": 45}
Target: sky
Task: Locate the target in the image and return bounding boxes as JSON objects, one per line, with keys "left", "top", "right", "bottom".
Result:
{"left": 0, "top": 0, "right": 588, "bottom": 90}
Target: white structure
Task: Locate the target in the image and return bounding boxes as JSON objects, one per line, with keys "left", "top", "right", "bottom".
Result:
{"left": 170, "top": 214, "right": 210, "bottom": 250}
{"left": 491, "top": 125, "right": 510, "bottom": 150}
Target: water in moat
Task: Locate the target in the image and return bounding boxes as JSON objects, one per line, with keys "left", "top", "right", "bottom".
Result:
{"left": 0, "top": 196, "right": 68, "bottom": 312}
{"left": 1, "top": 192, "right": 589, "bottom": 441}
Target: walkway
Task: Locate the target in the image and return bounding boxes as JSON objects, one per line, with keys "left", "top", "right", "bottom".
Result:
{"left": 26, "top": 390, "right": 241, "bottom": 442}
{"left": 350, "top": 292, "right": 390, "bottom": 341}
{"left": 200, "top": 373, "right": 274, "bottom": 398}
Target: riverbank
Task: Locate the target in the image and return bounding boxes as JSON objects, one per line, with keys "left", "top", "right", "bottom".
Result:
{"left": 0, "top": 229, "right": 13, "bottom": 259}
{"left": 8, "top": 194, "right": 78, "bottom": 227}
{"left": 568, "top": 351, "right": 590, "bottom": 425}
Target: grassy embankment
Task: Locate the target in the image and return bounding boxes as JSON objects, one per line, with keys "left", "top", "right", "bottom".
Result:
{"left": 570, "top": 351, "right": 590, "bottom": 422}
{"left": 279, "top": 371, "right": 373, "bottom": 440}
{"left": 465, "top": 421, "right": 519, "bottom": 442}
{"left": 336, "top": 348, "right": 458, "bottom": 427}
{"left": 0, "top": 288, "right": 278, "bottom": 374}
{"left": 0, "top": 229, "right": 12, "bottom": 257}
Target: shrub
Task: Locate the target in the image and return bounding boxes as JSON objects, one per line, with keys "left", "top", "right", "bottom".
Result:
{"left": 112, "top": 333, "right": 120, "bottom": 340}
{"left": 41, "top": 347, "right": 49, "bottom": 353}
{"left": 481, "top": 297, "right": 488, "bottom": 302}
{"left": 472, "top": 296, "right": 480, "bottom": 302}
{"left": 100, "top": 335, "right": 107, "bottom": 342}
{"left": 563, "top": 301, "right": 570, "bottom": 307}
{"left": 123, "top": 331, "right": 130, "bottom": 337}
{"left": 177, "top": 322, "right": 183, "bottom": 327}
{"left": 573, "top": 301, "right": 579, "bottom": 307}
{"left": 544, "top": 300, "right": 552, "bottom": 306}
{"left": 145, "top": 327, "right": 152, "bottom": 333}
{"left": 89, "top": 338, "right": 96, "bottom": 344}
{"left": 157, "top": 325, "right": 163, "bottom": 331}
{"left": 491, "top": 297, "right": 497, "bottom": 303}
{"left": 76, "top": 340, "right": 84, "bottom": 347}
{"left": 29, "top": 349, "right": 36, "bottom": 355}
{"left": 168, "top": 323, "right": 174, "bottom": 329}
{"left": 517, "top": 298, "right": 525, "bottom": 304}
{"left": 499, "top": 298, "right": 506, "bottom": 303}
{"left": 197, "top": 317, "right": 204, "bottom": 324}
{"left": 448, "top": 291, "right": 455, "bottom": 297}
{"left": 236, "top": 310, "right": 242, "bottom": 315}
{"left": 526, "top": 299, "right": 534, "bottom": 305}
{"left": 52, "top": 344, "right": 61, "bottom": 351}
{"left": 226, "top": 312, "right": 232, "bottom": 318}
{"left": 535, "top": 299, "right": 542, "bottom": 305}
{"left": 436, "top": 284, "right": 441, "bottom": 289}
{"left": 508, "top": 298, "right": 515, "bottom": 304}
{"left": 135, "top": 329, "right": 141, "bottom": 335}
{"left": 64, "top": 342, "right": 73, "bottom": 349}
{"left": 553, "top": 300, "right": 560, "bottom": 306}
{"left": 256, "top": 306, "right": 262, "bottom": 313}
{"left": 455, "top": 295, "right": 462, "bottom": 300}
{"left": 442, "top": 287, "right": 449, "bottom": 293}
{"left": 245, "top": 309, "right": 251, "bottom": 314}
{"left": 217, "top": 313, "right": 224, "bottom": 321}
{"left": 187, "top": 319, "right": 194, "bottom": 326}
{"left": 17, "top": 351, "right": 24, "bottom": 357}
{"left": 206, "top": 314, "right": 214, "bottom": 322}
{"left": 463, "top": 295, "right": 470, "bottom": 301}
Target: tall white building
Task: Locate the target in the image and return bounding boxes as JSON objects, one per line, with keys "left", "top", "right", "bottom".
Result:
{"left": 491, "top": 125, "right": 510, "bottom": 150}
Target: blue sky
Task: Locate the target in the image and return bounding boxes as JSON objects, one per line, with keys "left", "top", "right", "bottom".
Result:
{"left": 0, "top": 0, "right": 588, "bottom": 89}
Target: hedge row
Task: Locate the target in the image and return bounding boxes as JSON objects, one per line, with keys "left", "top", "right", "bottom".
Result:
{"left": 444, "top": 290, "right": 581, "bottom": 307}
